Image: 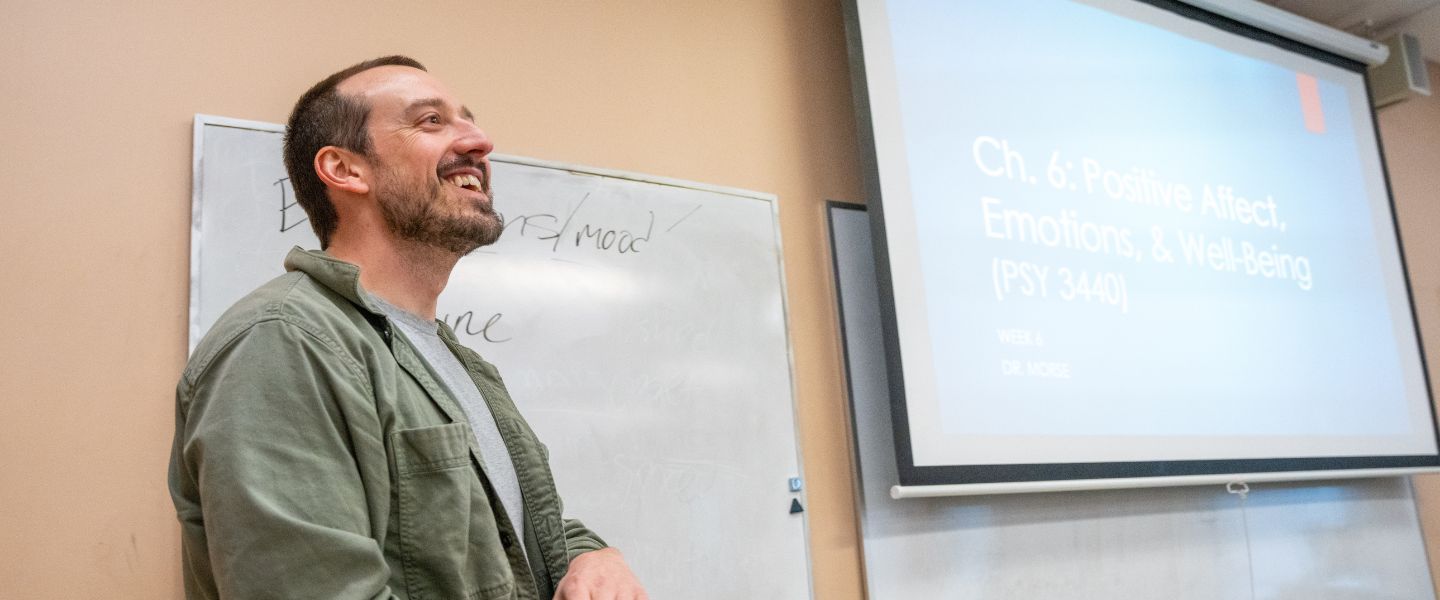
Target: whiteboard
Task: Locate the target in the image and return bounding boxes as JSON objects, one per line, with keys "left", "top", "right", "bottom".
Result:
{"left": 189, "top": 114, "right": 812, "bottom": 599}
{"left": 828, "top": 202, "right": 1435, "bottom": 600}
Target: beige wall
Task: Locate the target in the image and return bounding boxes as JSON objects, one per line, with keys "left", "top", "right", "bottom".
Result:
{"left": 1377, "top": 60, "right": 1440, "bottom": 599}
{"left": 4, "top": 2, "right": 1439, "bottom": 599}
{"left": 0, "top": 1, "right": 865, "bottom": 598}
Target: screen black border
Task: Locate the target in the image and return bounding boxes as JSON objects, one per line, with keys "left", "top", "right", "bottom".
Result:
{"left": 838, "top": 0, "right": 1440, "bottom": 488}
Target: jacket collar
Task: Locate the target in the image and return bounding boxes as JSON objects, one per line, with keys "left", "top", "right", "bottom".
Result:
{"left": 285, "top": 246, "right": 476, "bottom": 429}
{"left": 282, "top": 247, "right": 386, "bottom": 315}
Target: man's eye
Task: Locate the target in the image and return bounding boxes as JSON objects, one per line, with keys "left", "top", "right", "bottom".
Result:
{"left": 425, "top": 114, "right": 441, "bottom": 125}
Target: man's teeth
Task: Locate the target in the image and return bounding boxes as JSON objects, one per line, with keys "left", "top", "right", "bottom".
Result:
{"left": 445, "top": 174, "right": 482, "bottom": 191}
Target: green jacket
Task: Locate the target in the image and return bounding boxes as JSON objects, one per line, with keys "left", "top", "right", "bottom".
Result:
{"left": 168, "top": 248, "right": 605, "bottom": 600}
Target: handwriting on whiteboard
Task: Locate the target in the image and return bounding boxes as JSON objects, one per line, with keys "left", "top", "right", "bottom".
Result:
{"left": 443, "top": 309, "right": 511, "bottom": 344}
{"left": 275, "top": 177, "right": 309, "bottom": 233}
{"left": 272, "top": 179, "right": 700, "bottom": 259}
{"left": 503, "top": 192, "right": 701, "bottom": 257}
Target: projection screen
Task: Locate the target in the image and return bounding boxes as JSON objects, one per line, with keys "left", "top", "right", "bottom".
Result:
{"left": 843, "top": 0, "right": 1440, "bottom": 494}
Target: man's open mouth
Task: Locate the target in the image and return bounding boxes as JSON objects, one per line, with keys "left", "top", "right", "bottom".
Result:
{"left": 444, "top": 173, "right": 484, "bottom": 193}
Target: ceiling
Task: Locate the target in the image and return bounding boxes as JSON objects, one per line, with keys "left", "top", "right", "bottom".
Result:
{"left": 1259, "top": 0, "right": 1440, "bottom": 62}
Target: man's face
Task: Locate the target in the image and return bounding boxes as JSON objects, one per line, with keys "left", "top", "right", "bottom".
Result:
{"left": 339, "top": 66, "right": 502, "bottom": 254}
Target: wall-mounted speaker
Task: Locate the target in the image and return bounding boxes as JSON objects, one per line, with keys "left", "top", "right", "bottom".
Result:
{"left": 1370, "top": 32, "right": 1432, "bottom": 108}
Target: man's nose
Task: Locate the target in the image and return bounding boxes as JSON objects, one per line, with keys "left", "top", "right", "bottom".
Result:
{"left": 455, "top": 120, "right": 494, "bottom": 158}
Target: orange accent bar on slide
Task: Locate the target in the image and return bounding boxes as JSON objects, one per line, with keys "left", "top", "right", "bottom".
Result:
{"left": 1296, "top": 73, "right": 1325, "bottom": 134}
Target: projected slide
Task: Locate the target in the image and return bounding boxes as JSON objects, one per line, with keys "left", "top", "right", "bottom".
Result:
{"left": 856, "top": 0, "right": 1436, "bottom": 476}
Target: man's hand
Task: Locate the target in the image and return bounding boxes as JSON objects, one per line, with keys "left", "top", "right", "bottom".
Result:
{"left": 553, "top": 547, "right": 648, "bottom": 600}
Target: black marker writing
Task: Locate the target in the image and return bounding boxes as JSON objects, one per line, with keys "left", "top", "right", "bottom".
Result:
{"left": 574, "top": 211, "right": 652, "bottom": 254}
{"left": 275, "top": 177, "right": 308, "bottom": 233}
{"left": 443, "top": 310, "right": 511, "bottom": 344}
{"left": 666, "top": 205, "right": 701, "bottom": 233}
{"left": 500, "top": 191, "right": 660, "bottom": 256}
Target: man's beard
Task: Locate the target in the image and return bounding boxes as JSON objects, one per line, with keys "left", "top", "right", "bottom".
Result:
{"left": 374, "top": 164, "right": 503, "bottom": 255}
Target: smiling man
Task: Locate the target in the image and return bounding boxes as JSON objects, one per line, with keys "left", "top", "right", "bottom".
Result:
{"left": 168, "top": 56, "right": 646, "bottom": 600}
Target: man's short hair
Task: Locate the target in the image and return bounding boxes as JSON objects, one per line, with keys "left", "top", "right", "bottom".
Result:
{"left": 282, "top": 55, "right": 427, "bottom": 249}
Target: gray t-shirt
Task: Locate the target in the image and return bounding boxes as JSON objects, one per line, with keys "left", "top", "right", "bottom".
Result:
{"left": 372, "top": 295, "right": 528, "bottom": 558}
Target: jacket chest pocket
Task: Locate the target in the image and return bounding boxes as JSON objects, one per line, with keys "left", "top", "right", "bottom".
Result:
{"left": 391, "top": 423, "right": 515, "bottom": 600}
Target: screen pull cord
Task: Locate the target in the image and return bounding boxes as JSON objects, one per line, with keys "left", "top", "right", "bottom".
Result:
{"left": 1226, "top": 481, "right": 1256, "bottom": 600}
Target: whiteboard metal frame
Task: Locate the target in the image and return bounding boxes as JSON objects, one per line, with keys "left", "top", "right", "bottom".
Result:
{"left": 190, "top": 114, "right": 287, "bottom": 352}
{"left": 190, "top": 113, "right": 813, "bottom": 595}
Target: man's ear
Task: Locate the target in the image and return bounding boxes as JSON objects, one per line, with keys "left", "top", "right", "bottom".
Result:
{"left": 314, "top": 146, "right": 371, "bottom": 196}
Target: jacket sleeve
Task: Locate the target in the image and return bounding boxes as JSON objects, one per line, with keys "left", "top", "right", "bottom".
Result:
{"left": 170, "top": 318, "right": 400, "bottom": 599}
{"left": 529, "top": 435, "right": 607, "bottom": 563}
{"left": 562, "top": 516, "right": 608, "bottom": 562}
{"left": 546, "top": 438, "right": 606, "bottom": 562}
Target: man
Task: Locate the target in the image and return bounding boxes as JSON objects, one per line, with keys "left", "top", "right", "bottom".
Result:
{"left": 168, "top": 56, "right": 647, "bottom": 600}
